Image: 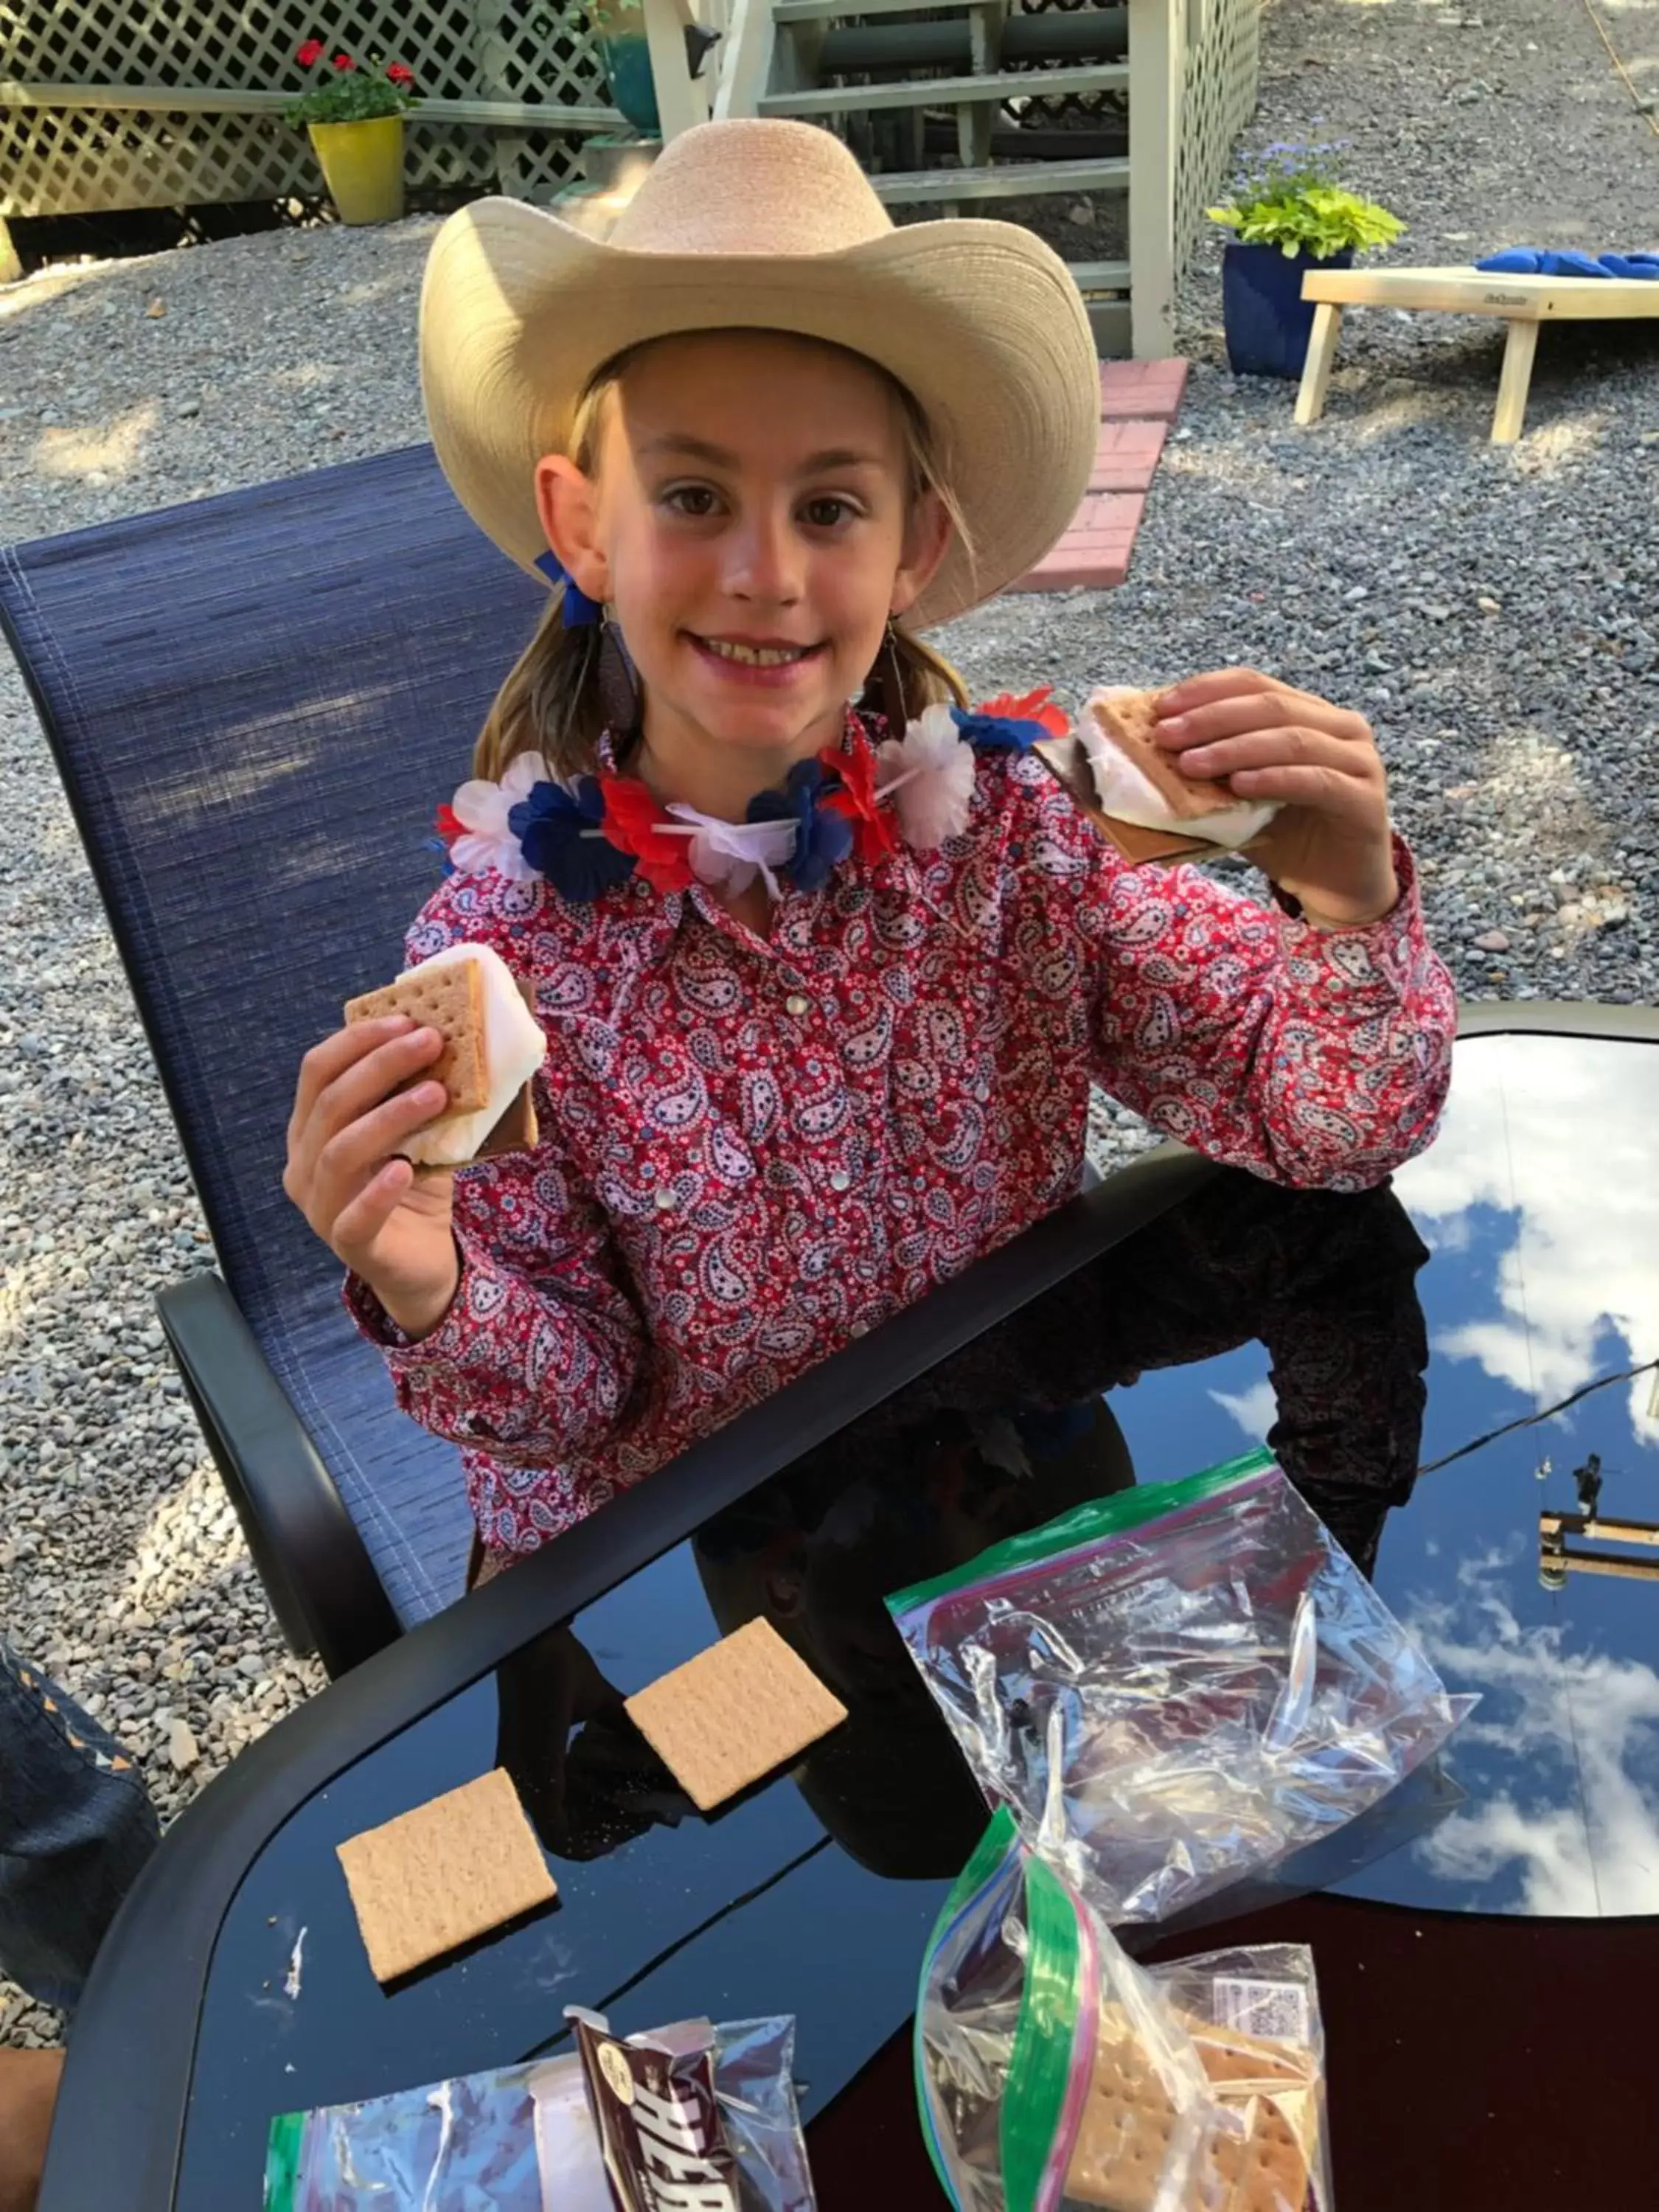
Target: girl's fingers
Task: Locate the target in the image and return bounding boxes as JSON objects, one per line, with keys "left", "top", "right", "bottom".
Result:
{"left": 1156, "top": 691, "right": 1371, "bottom": 752}
{"left": 302, "top": 1026, "right": 446, "bottom": 1159}
{"left": 331, "top": 1158, "right": 417, "bottom": 1263}
{"left": 313, "top": 1080, "right": 449, "bottom": 1198}
{"left": 1178, "top": 726, "right": 1381, "bottom": 787}
{"left": 291, "top": 1017, "right": 414, "bottom": 1139}
{"left": 1156, "top": 667, "right": 1268, "bottom": 715}
{"left": 1226, "top": 761, "right": 1376, "bottom": 815}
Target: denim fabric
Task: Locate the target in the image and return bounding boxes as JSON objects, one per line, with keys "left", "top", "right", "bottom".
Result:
{"left": 0, "top": 1636, "right": 159, "bottom": 2015}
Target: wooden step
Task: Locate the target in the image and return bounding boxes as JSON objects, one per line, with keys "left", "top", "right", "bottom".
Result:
{"left": 760, "top": 63, "right": 1127, "bottom": 118}
{"left": 813, "top": 12, "right": 1126, "bottom": 72}
{"left": 1068, "top": 260, "right": 1131, "bottom": 293}
{"left": 870, "top": 156, "right": 1130, "bottom": 204}
{"left": 773, "top": 0, "right": 985, "bottom": 18}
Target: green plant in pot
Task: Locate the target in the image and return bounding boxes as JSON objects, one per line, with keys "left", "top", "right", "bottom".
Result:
{"left": 587, "top": 0, "right": 662, "bottom": 136}
{"left": 285, "top": 41, "right": 419, "bottom": 226}
{"left": 581, "top": 0, "right": 722, "bottom": 139}
{"left": 1208, "top": 139, "right": 1404, "bottom": 379}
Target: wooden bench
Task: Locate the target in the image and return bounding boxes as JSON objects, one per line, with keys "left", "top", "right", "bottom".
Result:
{"left": 1293, "top": 264, "right": 1659, "bottom": 444}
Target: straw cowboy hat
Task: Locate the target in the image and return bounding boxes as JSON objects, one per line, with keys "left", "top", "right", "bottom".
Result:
{"left": 419, "top": 118, "right": 1101, "bottom": 630}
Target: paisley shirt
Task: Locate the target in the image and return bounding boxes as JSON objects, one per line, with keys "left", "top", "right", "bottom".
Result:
{"left": 347, "top": 741, "right": 1456, "bottom": 1559}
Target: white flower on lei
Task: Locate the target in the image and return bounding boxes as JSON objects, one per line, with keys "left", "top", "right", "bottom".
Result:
{"left": 875, "top": 703, "right": 977, "bottom": 850}
{"left": 447, "top": 754, "right": 552, "bottom": 882}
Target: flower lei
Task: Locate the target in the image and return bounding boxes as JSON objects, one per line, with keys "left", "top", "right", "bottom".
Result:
{"left": 435, "top": 689, "right": 1070, "bottom": 904}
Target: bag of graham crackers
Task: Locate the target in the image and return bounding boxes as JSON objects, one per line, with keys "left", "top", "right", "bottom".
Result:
{"left": 916, "top": 1812, "right": 1332, "bottom": 2212}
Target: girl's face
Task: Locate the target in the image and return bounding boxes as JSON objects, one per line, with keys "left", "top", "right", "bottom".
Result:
{"left": 536, "top": 330, "right": 950, "bottom": 773}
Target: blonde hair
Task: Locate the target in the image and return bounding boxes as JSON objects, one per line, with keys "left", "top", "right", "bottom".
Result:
{"left": 473, "top": 335, "right": 970, "bottom": 785}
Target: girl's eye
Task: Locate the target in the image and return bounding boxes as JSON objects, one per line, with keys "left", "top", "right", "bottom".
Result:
{"left": 662, "top": 484, "right": 719, "bottom": 518}
{"left": 802, "top": 496, "right": 859, "bottom": 530}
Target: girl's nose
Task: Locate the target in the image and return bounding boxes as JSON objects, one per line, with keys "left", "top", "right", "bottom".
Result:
{"left": 720, "top": 504, "right": 804, "bottom": 604}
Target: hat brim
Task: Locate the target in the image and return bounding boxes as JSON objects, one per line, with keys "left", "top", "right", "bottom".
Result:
{"left": 419, "top": 197, "right": 1101, "bottom": 631}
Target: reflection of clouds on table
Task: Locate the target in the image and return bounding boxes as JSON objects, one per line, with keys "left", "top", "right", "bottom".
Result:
{"left": 1395, "top": 1036, "right": 1659, "bottom": 1444}
{"left": 1405, "top": 1545, "right": 1659, "bottom": 1916}
{"left": 1206, "top": 1375, "right": 1276, "bottom": 1445}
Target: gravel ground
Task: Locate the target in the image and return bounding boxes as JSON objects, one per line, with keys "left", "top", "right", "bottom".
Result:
{"left": 2, "top": 0, "right": 1658, "bottom": 2049}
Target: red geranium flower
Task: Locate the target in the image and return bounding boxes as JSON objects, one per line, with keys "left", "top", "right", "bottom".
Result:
{"left": 598, "top": 776, "right": 696, "bottom": 895}
{"left": 975, "top": 685, "right": 1070, "bottom": 738}
{"left": 332, "top": 52, "right": 355, "bottom": 71}
{"left": 386, "top": 60, "right": 414, "bottom": 85}
{"left": 296, "top": 38, "right": 324, "bottom": 65}
{"left": 818, "top": 735, "right": 895, "bottom": 863}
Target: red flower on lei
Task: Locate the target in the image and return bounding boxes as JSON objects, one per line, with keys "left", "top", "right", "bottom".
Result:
{"left": 817, "top": 732, "right": 896, "bottom": 863}
{"left": 975, "top": 685, "right": 1070, "bottom": 738}
{"left": 599, "top": 775, "right": 696, "bottom": 894}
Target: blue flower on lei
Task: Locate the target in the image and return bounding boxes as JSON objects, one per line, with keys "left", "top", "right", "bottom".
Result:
{"left": 948, "top": 706, "right": 1047, "bottom": 753}
{"left": 745, "top": 757, "right": 854, "bottom": 894}
{"left": 508, "top": 775, "right": 637, "bottom": 902}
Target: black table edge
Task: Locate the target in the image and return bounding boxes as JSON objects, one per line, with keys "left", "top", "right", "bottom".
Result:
{"left": 38, "top": 1004, "right": 1659, "bottom": 2208}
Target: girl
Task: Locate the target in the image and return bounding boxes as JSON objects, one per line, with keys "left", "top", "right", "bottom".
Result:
{"left": 284, "top": 120, "right": 1455, "bottom": 1569}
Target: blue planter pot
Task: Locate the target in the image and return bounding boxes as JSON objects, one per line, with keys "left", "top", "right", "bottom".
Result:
{"left": 600, "top": 33, "right": 659, "bottom": 135}
{"left": 1222, "top": 243, "right": 1354, "bottom": 378}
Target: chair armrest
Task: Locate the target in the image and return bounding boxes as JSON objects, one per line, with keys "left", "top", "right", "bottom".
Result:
{"left": 157, "top": 1272, "right": 401, "bottom": 1677}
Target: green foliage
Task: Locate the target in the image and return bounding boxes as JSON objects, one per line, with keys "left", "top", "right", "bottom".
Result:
{"left": 283, "top": 42, "right": 418, "bottom": 128}
{"left": 1207, "top": 139, "right": 1404, "bottom": 261}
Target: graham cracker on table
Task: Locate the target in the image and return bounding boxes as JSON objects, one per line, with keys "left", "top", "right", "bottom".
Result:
{"left": 624, "top": 1618, "right": 848, "bottom": 1814}
{"left": 344, "top": 956, "right": 490, "bottom": 1116}
{"left": 335, "top": 1767, "right": 556, "bottom": 1984}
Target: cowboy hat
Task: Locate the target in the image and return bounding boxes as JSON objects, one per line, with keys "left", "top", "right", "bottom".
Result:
{"left": 419, "top": 118, "right": 1100, "bottom": 630}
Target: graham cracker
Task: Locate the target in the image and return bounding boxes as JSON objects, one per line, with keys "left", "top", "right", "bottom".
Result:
{"left": 1089, "top": 689, "right": 1239, "bottom": 824}
{"left": 344, "top": 957, "right": 490, "bottom": 1115}
{"left": 1063, "top": 2008, "right": 1184, "bottom": 2212}
{"left": 335, "top": 1767, "right": 556, "bottom": 1984}
{"left": 1184, "top": 2015, "right": 1317, "bottom": 2212}
{"left": 623, "top": 1618, "right": 847, "bottom": 1814}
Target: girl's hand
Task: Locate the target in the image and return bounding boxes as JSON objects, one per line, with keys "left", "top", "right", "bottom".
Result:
{"left": 1152, "top": 669, "right": 1399, "bottom": 928}
{"left": 284, "top": 1017, "right": 462, "bottom": 1339}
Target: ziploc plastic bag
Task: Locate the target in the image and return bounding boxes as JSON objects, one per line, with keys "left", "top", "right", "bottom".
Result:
{"left": 890, "top": 1450, "right": 1467, "bottom": 1925}
{"left": 262, "top": 2014, "right": 814, "bottom": 2210}
{"left": 917, "top": 1806, "right": 1221, "bottom": 2212}
{"left": 1147, "top": 1945, "right": 1333, "bottom": 2212}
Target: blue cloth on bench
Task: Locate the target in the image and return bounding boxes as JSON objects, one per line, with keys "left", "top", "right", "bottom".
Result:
{"left": 1477, "top": 248, "right": 1659, "bottom": 280}
{"left": 0, "top": 448, "right": 546, "bottom": 1625}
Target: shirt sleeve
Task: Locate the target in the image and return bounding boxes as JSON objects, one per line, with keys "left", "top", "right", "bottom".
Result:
{"left": 343, "top": 871, "right": 645, "bottom": 1467}
{"left": 995, "top": 750, "right": 1458, "bottom": 1191}
{"left": 1083, "top": 828, "right": 1455, "bottom": 1191}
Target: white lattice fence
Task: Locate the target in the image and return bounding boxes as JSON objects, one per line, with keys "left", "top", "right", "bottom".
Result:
{"left": 1, "top": 0, "right": 614, "bottom": 219}
{"left": 1174, "top": 0, "right": 1260, "bottom": 272}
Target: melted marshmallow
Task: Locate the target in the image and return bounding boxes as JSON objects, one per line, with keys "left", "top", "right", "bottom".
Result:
{"left": 402, "top": 942, "right": 546, "bottom": 1167}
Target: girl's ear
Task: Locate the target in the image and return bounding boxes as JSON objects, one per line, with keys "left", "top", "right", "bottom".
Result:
{"left": 535, "top": 454, "right": 608, "bottom": 603}
{"left": 888, "top": 487, "right": 953, "bottom": 622}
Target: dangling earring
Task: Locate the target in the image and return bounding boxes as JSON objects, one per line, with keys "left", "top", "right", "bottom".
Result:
{"left": 597, "top": 616, "right": 641, "bottom": 744}
{"left": 858, "top": 614, "right": 907, "bottom": 733}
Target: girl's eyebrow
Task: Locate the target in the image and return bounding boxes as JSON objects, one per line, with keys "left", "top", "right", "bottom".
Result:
{"left": 639, "top": 431, "right": 887, "bottom": 475}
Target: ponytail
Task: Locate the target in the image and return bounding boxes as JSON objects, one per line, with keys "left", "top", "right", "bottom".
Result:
{"left": 473, "top": 597, "right": 608, "bottom": 785}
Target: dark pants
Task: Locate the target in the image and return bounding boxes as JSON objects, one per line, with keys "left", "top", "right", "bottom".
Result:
{"left": 0, "top": 1638, "right": 160, "bottom": 2016}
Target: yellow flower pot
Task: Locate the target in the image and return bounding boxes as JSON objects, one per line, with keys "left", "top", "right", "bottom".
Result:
{"left": 307, "top": 116, "right": 406, "bottom": 226}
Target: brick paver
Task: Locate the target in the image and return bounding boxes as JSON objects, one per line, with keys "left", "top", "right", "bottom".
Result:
{"left": 1013, "top": 358, "right": 1186, "bottom": 594}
